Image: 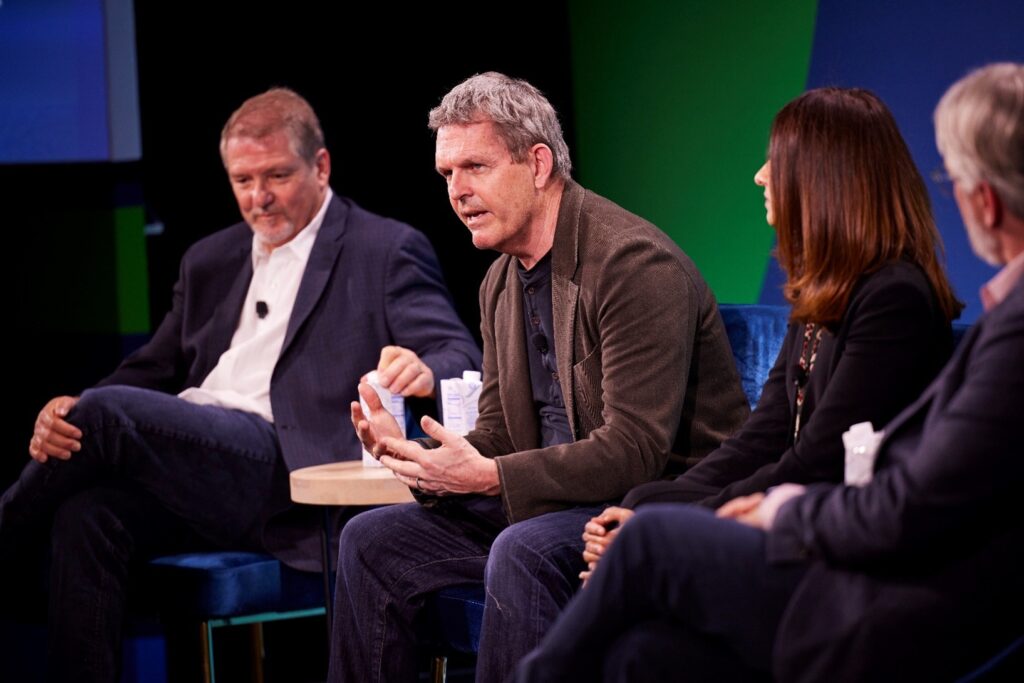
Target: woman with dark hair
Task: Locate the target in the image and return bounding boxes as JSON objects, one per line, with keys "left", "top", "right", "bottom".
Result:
{"left": 577, "top": 87, "right": 962, "bottom": 586}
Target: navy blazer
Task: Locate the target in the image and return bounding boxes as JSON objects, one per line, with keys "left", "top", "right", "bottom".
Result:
{"left": 767, "top": 277, "right": 1024, "bottom": 682}
{"left": 623, "top": 261, "right": 952, "bottom": 510}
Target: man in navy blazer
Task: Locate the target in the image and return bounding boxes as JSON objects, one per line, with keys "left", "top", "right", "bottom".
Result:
{"left": 516, "top": 62, "right": 1024, "bottom": 682}
{"left": 0, "top": 88, "right": 480, "bottom": 682}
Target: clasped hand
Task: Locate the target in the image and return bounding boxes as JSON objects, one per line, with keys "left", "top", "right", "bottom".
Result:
{"left": 579, "top": 506, "right": 635, "bottom": 586}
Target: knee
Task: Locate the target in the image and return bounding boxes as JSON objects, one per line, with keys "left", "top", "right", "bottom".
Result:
{"left": 70, "top": 386, "right": 139, "bottom": 427}
{"left": 485, "top": 524, "right": 549, "bottom": 587}
{"left": 337, "top": 507, "right": 394, "bottom": 573}
{"left": 339, "top": 508, "right": 379, "bottom": 549}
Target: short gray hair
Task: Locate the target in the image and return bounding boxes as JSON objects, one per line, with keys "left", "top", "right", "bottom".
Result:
{"left": 935, "top": 62, "right": 1024, "bottom": 218}
{"left": 220, "top": 87, "right": 325, "bottom": 166}
{"left": 429, "top": 72, "right": 572, "bottom": 180}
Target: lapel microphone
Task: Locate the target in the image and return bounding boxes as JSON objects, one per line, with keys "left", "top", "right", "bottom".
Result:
{"left": 256, "top": 301, "right": 269, "bottom": 319}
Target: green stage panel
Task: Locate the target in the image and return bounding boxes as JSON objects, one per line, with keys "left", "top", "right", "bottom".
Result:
{"left": 26, "top": 205, "right": 149, "bottom": 336}
{"left": 568, "top": 0, "right": 817, "bottom": 302}
{"left": 114, "top": 205, "right": 150, "bottom": 334}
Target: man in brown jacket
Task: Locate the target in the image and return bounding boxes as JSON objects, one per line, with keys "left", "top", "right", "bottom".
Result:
{"left": 328, "top": 72, "right": 748, "bottom": 682}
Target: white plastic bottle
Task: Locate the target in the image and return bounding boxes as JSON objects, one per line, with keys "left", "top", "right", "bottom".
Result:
{"left": 440, "top": 370, "right": 483, "bottom": 436}
{"left": 359, "top": 370, "right": 406, "bottom": 467}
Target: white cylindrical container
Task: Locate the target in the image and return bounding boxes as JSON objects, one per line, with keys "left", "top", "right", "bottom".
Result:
{"left": 359, "top": 370, "right": 406, "bottom": 467}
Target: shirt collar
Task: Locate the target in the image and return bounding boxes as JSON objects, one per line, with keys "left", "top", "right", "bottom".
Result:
{"left": 251, "top": 188, "right": 333, "bottom": 266}
{"left": 980, "top": 249, "right": 1024, "bottom": 311}
{"left": 517, "top": 250, "right": 553, "bottom": 286}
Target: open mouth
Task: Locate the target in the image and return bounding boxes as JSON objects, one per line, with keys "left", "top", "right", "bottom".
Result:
{"left": 462, "top": 210, "right": 488, "bottom": 226}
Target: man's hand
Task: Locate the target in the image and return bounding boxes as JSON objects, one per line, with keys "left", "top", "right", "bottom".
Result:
{"left": 376, "top": 346, "right": 435, "bottom": 398}
{"left": 579, "top": 506, "right": 635, "bottom": 586}
{"left": 716, "top": 492, "right": 768, "bottom": 529}
{"left": 29, "top": 396, "right": 81, "bottom": 463}
{"left": 378, "top": 416, "right": 500, "bottom": 496}
{"left": 351, "top": 383, "right": 405, "bottom": 458}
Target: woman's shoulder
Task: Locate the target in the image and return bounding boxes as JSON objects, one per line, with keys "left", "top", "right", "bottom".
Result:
{"left": 853, "top": 260, "right": 934, "bottom": 301}
{"left": 838, "top": 260, "right": 946, "bottom": 339}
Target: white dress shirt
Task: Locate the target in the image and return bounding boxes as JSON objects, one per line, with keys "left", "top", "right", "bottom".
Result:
{"left": 178, "top": 189, "right": 333, "bottom": 422}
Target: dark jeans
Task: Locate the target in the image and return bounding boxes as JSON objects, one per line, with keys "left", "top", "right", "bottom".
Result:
{"left": 515, "top": 505, "right": 809, "bottom": 683}
{"left": 328, "top": 498, "right": 603, "bottom": 682}
{"left": 0, "top": 386, "right": 292, "bottom": 683}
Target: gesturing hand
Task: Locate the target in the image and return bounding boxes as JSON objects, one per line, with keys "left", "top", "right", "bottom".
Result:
{"left": 351, "top": 382, "right": 404, "bottom": 459}
{"left": 379, "top": 416, "right": 500, "bottom": 496}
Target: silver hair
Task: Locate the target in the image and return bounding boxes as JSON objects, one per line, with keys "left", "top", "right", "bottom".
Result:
{"left": 935, "top": 62, "right": 1024, "bottom": 218}
{"left": 220, "top": 87, "right": 325, "bottom": 166}
{"left": 428, "top": 72, "right": 573, "bottom": 180}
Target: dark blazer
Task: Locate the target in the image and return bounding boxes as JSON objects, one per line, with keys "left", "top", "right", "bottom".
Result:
{"left": 99, "top": 194, "right": 481, "bottom": 568}
{"left": 465, "top": 181, "right": 749, "bottom": 522}
{"left": 767, "top": 277, "right": 1024, "bottom": 682}
{"left": 622, "top": 261, "right": 952, "bottom": 510}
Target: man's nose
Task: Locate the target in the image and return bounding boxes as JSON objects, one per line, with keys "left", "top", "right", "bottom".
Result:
{"left": 448, "top": 170, "right": 469, "bottom": 202}
{"left": 251, "top": 180, "right": 273, "bottom": 207}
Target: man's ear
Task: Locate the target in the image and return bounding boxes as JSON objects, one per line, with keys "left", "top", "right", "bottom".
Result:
{"left": 529, "top": 144, "right": 554, "bottom": 189}
{"left": 314, "top": 148, "right": 331, "bottom": 186}
{"left": 976, "top": 181, "right": 1004, "bottom": 229}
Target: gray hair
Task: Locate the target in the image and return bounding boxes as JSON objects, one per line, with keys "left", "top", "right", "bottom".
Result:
{"left": 935, "top": 62, "right": 1024, "bottom": 218}
{"left": 220, "top": 87, "right": 325, "bottom": 166}
{"left": 428, "top": 72, "right": 572, "bottom": 180}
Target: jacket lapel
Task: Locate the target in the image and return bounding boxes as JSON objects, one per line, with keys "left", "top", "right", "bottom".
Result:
{"left": 280, "top": 196, "right": 348, "bottom": 359}
{"left": 552, "top": 181, "right": 584, "bottom": 439}
{"left": 206, "top": 241, "right": 254, "bottom": 365}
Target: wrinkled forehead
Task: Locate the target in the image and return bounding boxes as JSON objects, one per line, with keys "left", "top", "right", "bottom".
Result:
{"left": 224, "top": 118, "right": 305, "bottom": 160}
{"left": 435, "top": 121, "right": 510, "bottom": 164}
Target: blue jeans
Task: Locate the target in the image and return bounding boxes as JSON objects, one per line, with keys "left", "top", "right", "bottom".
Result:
{"left": 515, "top": 505, "right": 808, "bottom": 683}
{"left": 0, "top": 385, "right": 290, "bottom": 683}
{"left": 328, "top": 498, "right": 603, "bottom": 682}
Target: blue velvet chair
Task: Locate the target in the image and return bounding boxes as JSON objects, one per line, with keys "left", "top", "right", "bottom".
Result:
{"left": 145, "top": 552, "right": 324, "bottom": 682}
{"left": 955, "top": 635, "right": 1024, "bottom": 682}
{"left": 717, "top": 304, "right": 791, "bottom": 407}
{"left": 143, "top": 418, "right": 429, "bottom": 681}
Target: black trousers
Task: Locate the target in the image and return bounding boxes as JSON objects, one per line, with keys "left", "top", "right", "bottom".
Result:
{"left": 515, "top": 504, "right": 808, "bottom": 683}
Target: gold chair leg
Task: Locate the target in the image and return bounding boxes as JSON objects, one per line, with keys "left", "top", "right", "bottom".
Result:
{"left": 248, "top": 622, "right": 266, "bottom": 683}
{"left": 200, "top": 621, "right": 214, "bottom": 683}
{"left": 431, "top": 655, "right": 448, "bottom": 683}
